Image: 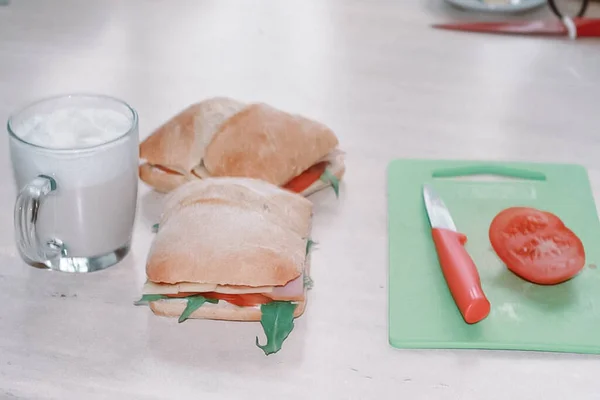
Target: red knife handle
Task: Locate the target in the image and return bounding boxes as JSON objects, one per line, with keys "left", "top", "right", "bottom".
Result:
{"left": 431, "top": 228, "right": 490, "bottom": 324}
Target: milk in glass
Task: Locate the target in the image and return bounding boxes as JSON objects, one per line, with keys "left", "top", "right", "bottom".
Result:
{"left": 9, "top": 95, "right": 138, "bottom": 265}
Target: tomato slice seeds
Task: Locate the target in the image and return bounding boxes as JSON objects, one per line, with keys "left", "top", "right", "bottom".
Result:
{"left": 489, "top": 207, "right": 586, "bottom": 285}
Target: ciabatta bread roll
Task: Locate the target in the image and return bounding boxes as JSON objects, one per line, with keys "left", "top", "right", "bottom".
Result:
{"left": 140, "top": 177, "right": 314, "bottom": 323}
{"left": 139, "top": 97, "right": 345, "bottom": 197}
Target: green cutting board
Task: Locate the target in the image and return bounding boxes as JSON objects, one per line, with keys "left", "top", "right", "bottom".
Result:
{"left": 388, "top": 159, "right": 600, "bottom": 354}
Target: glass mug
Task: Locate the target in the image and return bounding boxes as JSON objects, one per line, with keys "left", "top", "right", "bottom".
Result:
{"left": 8, "top": 94, "right": 139, "bottom": 273}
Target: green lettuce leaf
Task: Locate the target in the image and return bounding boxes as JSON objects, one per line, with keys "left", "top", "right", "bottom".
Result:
{"left": 133, "top": 294, "right": 169, "bottom": 305}
{"left": 303, "top": 275, "right": 314, "bottom": 290}
{"left": 178, "top": 295, "right": 219, "bottom": 323}
{"left": 134, "top": 293, "right": 218, "bottom": 323}
{"left": 306, "top": 238, "right": 317, "bottom": 255}
{"left": 319, "top": 169, "right": 339, "bottom": 198}
{"left": 304, "top": 239, "right": 316, "bottom": 289}
{"left": 255, "top": 301, "right": 297, "bottom": 355}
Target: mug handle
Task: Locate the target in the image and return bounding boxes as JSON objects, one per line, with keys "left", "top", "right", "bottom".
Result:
{"left": 14, "top": 175, "right": 64, "bottom": 265}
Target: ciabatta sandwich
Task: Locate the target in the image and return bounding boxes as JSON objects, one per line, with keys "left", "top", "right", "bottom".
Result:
{"left": 135, "top": 177, "right": 315, "bottom": 355}
{"left": 138, "top": 97, "right": 345, "bottom": 197}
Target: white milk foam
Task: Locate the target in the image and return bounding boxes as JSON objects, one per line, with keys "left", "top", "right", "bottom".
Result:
{"left": 10, "top": 100, "right": 139, "bottom": 256}
{"left": 10, "top": 104, "right": 138, "bottom": 189}
{"left": 14, "top": 107, "right": 132, "bottom": 149}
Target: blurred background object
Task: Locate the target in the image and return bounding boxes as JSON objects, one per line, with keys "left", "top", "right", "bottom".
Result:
{"left": 443, "top": 0, "right": 547, "bottom": 14}
{"left": 548, "top": 0, "right": 589, "bottom": 17}
{"left": 434, "top": 0, "right": 599, "bottom": 38}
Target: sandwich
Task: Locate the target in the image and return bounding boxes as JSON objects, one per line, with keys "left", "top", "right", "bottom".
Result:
{"left": 134, "top": 177, "right": 315, "bottom": 355}
{"left": 138, "top": 97, "right": 345, "bottom": 197}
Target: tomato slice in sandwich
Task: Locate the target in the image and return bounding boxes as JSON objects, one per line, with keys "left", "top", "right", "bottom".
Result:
{"left": 168, "top": 292, "right": 272, "bottom": 307}
{"left": 283, "top": 162, "right": 328, "bottom": 193}
{"left": 489, "top": 207, "right": 585, "bottom": 285}
{"left": 203, "top": 292, "right": 272, "bottom": 307}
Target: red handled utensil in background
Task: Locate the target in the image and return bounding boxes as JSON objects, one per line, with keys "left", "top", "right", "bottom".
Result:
{"left": 432, "top": 18, "right": 600, "bottom": 37}
{"left": 423, "top": 184, "right": 491, "bottom": 324}
{"left": 432, "top": 0, "right": 600, "bottom": 38}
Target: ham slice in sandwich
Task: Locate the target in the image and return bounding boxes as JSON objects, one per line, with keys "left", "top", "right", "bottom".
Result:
{"left": 136, "top": 177, "right": 315, "bottom": 354}
{"left": 138, "top": 97, "right": 345, "bottom": 197}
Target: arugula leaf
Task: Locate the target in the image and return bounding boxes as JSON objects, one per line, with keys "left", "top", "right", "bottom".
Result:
{"left": 255, "top": 301, "right": 297, "bottom": 355}
{"left": 306, "top": 238, "right": 317, "bottom": 255}
{"left": 304, "top": 239, "right": 316, "bottom": 289}
{"left": 178, "top": 295, "right": 219, "bottom": 323}
{"left": 319, "top": 169, "right": 340, "bottom": 198}
{"left": 152, "top": 223, "right": 159, "bottom": 233}
{"left": 303, "top": 275, "right": 314, "bottom": 290}
{"left": 133, "top": 294, "right": 169, "bottom": 306}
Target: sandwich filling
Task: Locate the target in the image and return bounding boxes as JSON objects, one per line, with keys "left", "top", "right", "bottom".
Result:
{"left": 141, "top": 268, "right": 306, "bottom": 302}
{"left": 138, "top": 239, "right": 314, "bottom": 306}
{"left": 138, "top": 276, "right": 305, "bottom": 308}
{"left": 143, "top": 154, "right": 341, "bottom": 196}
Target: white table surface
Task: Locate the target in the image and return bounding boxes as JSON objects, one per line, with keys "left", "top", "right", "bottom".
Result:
{"left": 1, "top": 1, "right": 600, "bottom": 399}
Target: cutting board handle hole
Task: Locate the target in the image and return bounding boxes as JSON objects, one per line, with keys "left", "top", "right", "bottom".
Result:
{"left": 432, "top": 166, "right": 546, "bottom": 182}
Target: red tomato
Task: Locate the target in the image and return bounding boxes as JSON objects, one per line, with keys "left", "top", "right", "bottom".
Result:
{"left": 283, "top": 162, "right": 328, "bottom": 193}
{"left": 169, "top": 292, "right": 272, "bottom": 307}
{"left": 203, "top": 292, "right": 272, "bottom": 307}
{"left": 165, "top": 292, "right": 195, "bottom": 298}
{"left": 489, "top": 207, "right": 586, "bottom": 285}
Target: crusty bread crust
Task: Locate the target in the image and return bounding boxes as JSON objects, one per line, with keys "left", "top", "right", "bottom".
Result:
{"left": 160, "top": 177, "right": 313, "bottom": 238}
{"left": 203, "top": 103, "right": 339, "bottom": 186}
{"left": 139, "top": 97, "right": 245, "bottom": 175}
{"left": 146, "top": 178, "right": 313, "bottom": 287}
{"left": 148, "top": 296, "right": 307, "bottom": 322}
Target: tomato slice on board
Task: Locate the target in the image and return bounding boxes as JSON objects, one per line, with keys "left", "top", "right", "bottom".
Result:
{"left": 489, "top": 207, "right": 586, "bottom": 285}
{"left": 167, "top": 292, "right": 272, "bottom": 307}
{"left": 283, "top": 162, "right": 328, "bottom": 193}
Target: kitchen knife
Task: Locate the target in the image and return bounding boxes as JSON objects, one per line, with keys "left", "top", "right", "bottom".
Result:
{"left": 432, "top": 18, "right": 600, "bottom": 38}
{"left": 423, "top": 184, "right": 490, "bottom": 324}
